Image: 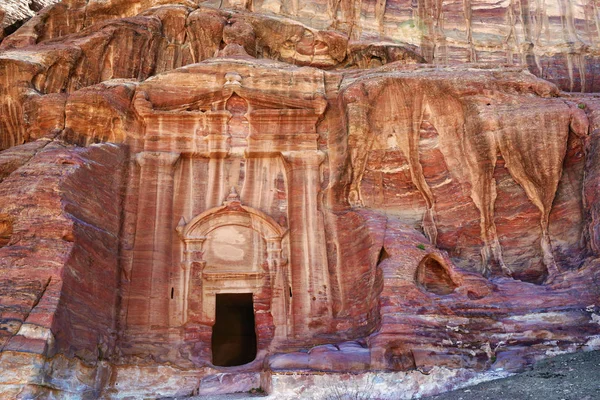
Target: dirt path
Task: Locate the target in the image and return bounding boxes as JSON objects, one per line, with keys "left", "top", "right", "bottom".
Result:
{"left": 426, "top": 350, "right": 600, "bottom": 400}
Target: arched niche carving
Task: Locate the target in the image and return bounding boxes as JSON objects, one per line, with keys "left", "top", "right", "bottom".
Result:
{"left": 176, "top": 190, "right": 290, "bottom": 344}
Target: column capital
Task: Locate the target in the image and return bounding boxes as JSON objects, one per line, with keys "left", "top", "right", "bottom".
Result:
{"left": 135, "top": 151, "right": 180, "bottom": 168}
{"left": 281, "top": 150, "right": 326, "bottom": 167}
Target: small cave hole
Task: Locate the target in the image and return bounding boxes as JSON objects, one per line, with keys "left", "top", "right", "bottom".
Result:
{"left": 368, "top": 56, "right": 384, "bottom": 68}
{"left": 289, "top": 287, "right": 293, "bottom": 298}
{"left": 29, "top": 1, "right": 45, "bottom": 12}
{"left": 0, "top": 215, "right": 13, "bottom": 248}
{"left": 212, "top": 293, "right": 257, "bottom": 367}
{"left": 415, "top": 254, "right": 458, "bottom": 295}
{"left": 513, "top": 267, "right": 547, "bottom": 285}
{"left": 170, "top": 287, "right": 174, "bottom": 299}
{"left": 377, "top": 246, "right": 390, "bottom": 265}
{"left": 62, "top": 232, "right": 75, "bottom": 242}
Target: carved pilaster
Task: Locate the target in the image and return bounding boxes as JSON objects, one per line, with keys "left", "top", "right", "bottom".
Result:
{"left": 281, "top": 150, "right": 331, "bottom": 336}
{"left": 129, "top": 152, "right": 180, "bottom": 328}
{"left": 203, "top": 112, "right": 231, "bottom": 209}
{"left": 265, "top": 236, "right": 289, "bottom": 339}
{"left": 180, "top": 237, "right": 206, "bottom": 322}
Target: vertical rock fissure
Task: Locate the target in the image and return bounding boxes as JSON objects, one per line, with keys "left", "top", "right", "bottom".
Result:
{"left": 375, "top": 0, "right": 387, "bottom": 34}
{"left": 347, "top": 99, "right": 374, "bottom": 207}
{"left": 495, "top": 112, "right": 570, "bottom": 281}
{"left": 405, "top": 94, "right": 437, "bottom": 244}
{"left": 462, "top": 0, "right": 476, "bottom": 62}
{"left": 461, "top": 113, "right": 510, "bottom": 278}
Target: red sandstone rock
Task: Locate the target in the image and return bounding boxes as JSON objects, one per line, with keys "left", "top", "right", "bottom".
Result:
{"left": 0, "top": 2, "right": 600, "bottom": 399}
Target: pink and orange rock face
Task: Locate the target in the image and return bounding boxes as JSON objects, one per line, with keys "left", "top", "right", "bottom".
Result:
{"left": 1, "top": 1, "right": 600, "bottom": 399}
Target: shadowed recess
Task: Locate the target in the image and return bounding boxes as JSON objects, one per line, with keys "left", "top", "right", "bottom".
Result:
{"left": 377, "top": 246, "right": 390, "bottom": 265}
{"left": 415, "top": 254, "right": 457, "bottom": 295}
{"left": 212, "top": 293, "right": 257, "bottom": 367}
{"left": 0, "top": 215, "right": 12, "bottom": 247}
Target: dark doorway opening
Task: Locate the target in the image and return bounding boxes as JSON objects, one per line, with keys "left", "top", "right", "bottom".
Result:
{"left": 212, "top": 293, "right": 257, "bottom": 367}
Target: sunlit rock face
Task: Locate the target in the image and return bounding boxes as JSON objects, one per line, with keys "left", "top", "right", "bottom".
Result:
{"left": 0, "top": 1, "right": 60, "bottom": 40}
{"left": 1, "top": 1, "right": 600, "bottom": 399}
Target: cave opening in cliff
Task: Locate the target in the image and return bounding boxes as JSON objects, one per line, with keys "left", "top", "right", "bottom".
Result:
{"left": 0, "top": 215, "right": 13, "bottom": 248}
{"left": 211, "top": 293, "right": 257, "bottom": 367}
{"left": 377, "top": 246, "right": 390, "bottom": 265}
{"left": 416, "top": 255, "right": 458, "bottom": 295}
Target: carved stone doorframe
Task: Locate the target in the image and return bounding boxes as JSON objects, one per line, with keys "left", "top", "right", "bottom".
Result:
{"left": 176, "top": 189, "right": 290, "bottom": 344}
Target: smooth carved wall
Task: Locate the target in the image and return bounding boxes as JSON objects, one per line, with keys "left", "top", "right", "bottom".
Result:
{"left": 204, "top": 225, "right": 260, "bottom": 271}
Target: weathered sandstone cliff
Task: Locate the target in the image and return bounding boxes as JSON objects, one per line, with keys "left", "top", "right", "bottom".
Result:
{"left": 1, "top": 1, "right": 600, "bottom": 399}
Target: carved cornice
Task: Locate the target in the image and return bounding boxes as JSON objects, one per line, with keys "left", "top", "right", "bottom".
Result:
{"left": 134, "top": 66, "right": 327, "bottom": 118}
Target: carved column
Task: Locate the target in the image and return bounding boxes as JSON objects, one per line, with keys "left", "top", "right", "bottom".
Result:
{"left": 129, "top": 151, "right": 180, "bottom": 328}
{"left": 205, "top": 112, "right": 230, "bottom": 209}
{"left": 179, "top": 237, "right": 206, "bottom": 323}
{"left": 266, "top": 236, "right": 289, "bottom": 340}
{"left": 282, "top": 150, "right": 331, "bottom": 336}
{"left": 241, "top": 157, "right": 260, "bottom": 208}
{"left": 205, "top": 158, "right": 226, "bottom": 209}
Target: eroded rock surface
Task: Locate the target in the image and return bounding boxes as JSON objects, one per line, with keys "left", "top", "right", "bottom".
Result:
{"left": 1, "top": 1, "right": 600, "bottom": 399}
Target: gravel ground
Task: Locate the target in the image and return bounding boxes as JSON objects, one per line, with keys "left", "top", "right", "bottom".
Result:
{"left": 186, "top": 350, "right": 600, "bottom": 400}
{"left": 191, "top": 395, "right": 265, "bottom": 399}
{"left": 426, "top": 350, "right": 600, "bottom": 400}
